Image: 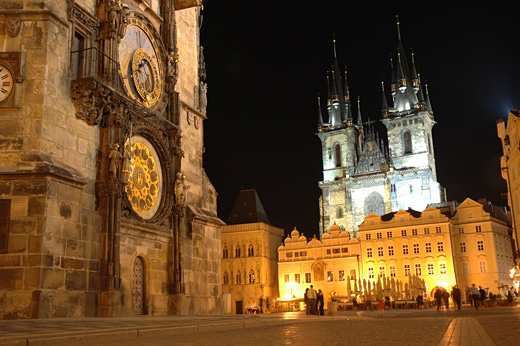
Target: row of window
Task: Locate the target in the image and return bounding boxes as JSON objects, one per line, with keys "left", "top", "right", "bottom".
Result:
{"left": 364, "top": 227, "right": 443, "bottom": 240}
{"left": 223, "top": 270, "right": 257, "bottom": 285}
{"left": 222, "top": 245, "right": 254, "bottom": 259}
{"left": 459, "top": 240, "right": 485, "bottom": 252}
{"left": 283, "top": 269, "right": 358, "bottom": 284}
{"left": 366, "top": 241, "right": 445, "bottom": 258}
{"left": 285, "top": 247, "right": 350, "bottom": 258}
{"left": 367, "top": 262, "right": 448, "bottom": 279}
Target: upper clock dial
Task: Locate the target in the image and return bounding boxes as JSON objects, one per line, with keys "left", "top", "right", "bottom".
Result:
{"left": 0, "top": 64, "right": 14, "bottom": 103}
{"left": 119, "top": 18, "right": 164, "bottom": 111}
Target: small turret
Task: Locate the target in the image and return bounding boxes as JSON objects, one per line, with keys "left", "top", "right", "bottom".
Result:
{"left": 317, "top": 93, "right": 324, "bottom": 132}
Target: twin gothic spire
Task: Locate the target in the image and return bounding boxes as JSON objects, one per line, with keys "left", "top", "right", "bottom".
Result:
{"left": 318, "top": 17, "right": 433, "bottom": 132}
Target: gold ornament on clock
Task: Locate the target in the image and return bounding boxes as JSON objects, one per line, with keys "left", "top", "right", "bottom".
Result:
{"left": 126, "top": 136, "right": 163, "bottom": 219}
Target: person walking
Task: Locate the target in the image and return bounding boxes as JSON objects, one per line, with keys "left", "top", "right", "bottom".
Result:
{"left": 443, "top": 290, "right": 450, "bottom": 310}
{"left": 317, "top": 289, "right": 325, "bottom": 315}
{"left": 479, "top": 286, "right": 486, "bottom": 309}
{"left": 451, "top": 285, "right": 462, "bottom": 310}
{"left": 376, "top": 289, "right": 385, "bottom": 317}
{"left": 434, "top": 289, "right": 443, "bottom": 311}
{"left": 304, "top": 288, "right": 310, "bottom": 315}
{"left": 468, "top": 284, "right": 480, "bottom": 310}
{"left": 307, "top": 285, "right": 317, "bottom": 315}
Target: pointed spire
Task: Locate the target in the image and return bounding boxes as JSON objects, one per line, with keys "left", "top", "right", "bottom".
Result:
{"left": 417, "top": 73, "right": 426, "bottom": 110}
{"left": 357, "top": 96, "right": 363, "bottom": 127}
{"left": 411, "top": 48, "right": 419, "bottom": 93}
{"left": 332, "top": 34, "right": 346, "bottom": 122}
{"left": 381, "top": 80, "right": 389, "bottom": 118}
{"left": 425, "top": 82, "right": 433, "bottom": 115}
{"left": 317, "top": 93, "right": 324, "bottom": 131}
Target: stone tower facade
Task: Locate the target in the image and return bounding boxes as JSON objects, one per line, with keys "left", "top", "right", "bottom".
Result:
{"left": 0, "top": 0, "right": 223, "bottom": 319}
{"left": 317, "top": 22, "right": 445, "bottom": 238}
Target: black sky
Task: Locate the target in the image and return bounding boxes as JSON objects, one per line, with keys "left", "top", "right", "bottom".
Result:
{"left": 200, "top": 2, "right": 520, "bottom": 238}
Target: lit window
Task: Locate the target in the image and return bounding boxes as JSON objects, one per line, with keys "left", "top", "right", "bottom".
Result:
{"left": 367, "top": 248, "right": 373, "bottom": 258}
{"left": 427, "top": 263, "right": 434, "bottom": 275}
{"left": 401, "top": 229, "right": 407, "bottom": 237}
{"left": 437, "top": 241, "right": 444, "bottom": 252}
{"left": 339, "top": 270, "right": 345, "bottom": 281}
{"left": 327, "top": 271, "right": 334, "bottom": 282}
{"left": 460, "top": 242, "right": 466, "bottom": 253}
{"left": 377, "top": 246, "right": 384, "bottom": 256}
{"left": 379, "top": 266, "right": 386, "bottom": 276}
{"left": 377, "top": 232, "right": 383, "bottom": 239}
{"left": 368, "top": 267, "right": 375, "bottom": 279}
{"left": 294, "top": 273, "right": 300, "bottom": 284}
{"left": 415, "top": 263, "right": 422, "bottom": 275}
{"left": 413, "top": 243, "right": 420, "bottom": 254}
{"left": 439, "top": 263, "right": 447, "bottom": 274}
{"left": 424, "top": 227, "right": 430, "bottom": 235}
{"left": 283, "top": 274, "right": 289, "bottom": 284}
{"left": 404, "top": 264, "right": 411, "bottom": 276}
{"left": 479, "top": 260, "right": 487, "bottom": 273}
{"left": 402, "top": 244, "right": 409, "bottom": 255}
{"left": 388, "top": 246, "right": 395, "bottom": 256}
{"left": 389, "top": 265, "right": 396, "bottom": 277}
{"left": 412, "top": 228, "right": 418, "bottom": 236}
{"left": 387, "top": 231, "right": 393, "bottom": 238}
{"left": 477, "top": 240, "right": 484, "bottom": 251}
{"left": 425, "top": 242, "right": 432, "bottom": 253}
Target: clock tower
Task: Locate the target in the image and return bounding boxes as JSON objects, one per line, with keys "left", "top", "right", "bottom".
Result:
{"left": 0, "top": 0, "right": 223, "bottom": 319}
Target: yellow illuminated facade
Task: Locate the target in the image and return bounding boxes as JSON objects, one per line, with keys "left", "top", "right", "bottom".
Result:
{"left": 450, "top": 198, "right": 514, "bottom": 295}
{"left": 278, "top": 226, "right": 360, "bottom": 301}
{"left": 358, "top": 208, "right": 456, "bottom": 297}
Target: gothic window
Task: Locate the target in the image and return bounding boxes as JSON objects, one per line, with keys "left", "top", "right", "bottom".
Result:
{"left": 334, "top": 144, "right": 342, "bottom": 167}
{"left": 236, "top": 271, "right": 242, "bottom": 284}
{"left": 223, "top": 272, "right": 229, "bottom": 285}
{"left": 403, "top": 131, "right": 412, "bottom": 154}
{"left": 222, "top": 246, "right": 228, "bottom": 259}
{"left": 428, "top": 134, "right": 433, "bottom": 154}
{"left": 336, "top": 207, "right": 343, "bottom": 218}
{"left": 249, "top": 270, "right": 255, "bottom": 284}
{"left": 363, "top": 192, "right": 384, "bottom": 217}
{"left": 248, "top": 244, "right": 254, "bottom": 257}
{"left": 69, "top": 3, "right": 98, "bottom": 80}
{"left": 235, "top": 245, "right": 241, "bottom": 258}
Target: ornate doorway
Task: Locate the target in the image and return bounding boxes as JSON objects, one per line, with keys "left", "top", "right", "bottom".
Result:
{"left": 132, "top": 257, "right": 145, "bottom": 314}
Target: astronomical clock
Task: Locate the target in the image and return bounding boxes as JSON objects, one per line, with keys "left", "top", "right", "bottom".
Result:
{"left": 118, "top": 17, "right": 165, "bottom": 111}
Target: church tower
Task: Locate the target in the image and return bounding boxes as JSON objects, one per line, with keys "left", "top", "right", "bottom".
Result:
{"left": 317, "top": 20, "right": 445, "bottom": 239}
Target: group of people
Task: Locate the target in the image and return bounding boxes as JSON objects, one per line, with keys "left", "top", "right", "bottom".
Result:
{"left": 435, "top": 284, "right": 486, "bottom": 311}
{"left": 304, "top": 285, "right": 325, "bottom": 315}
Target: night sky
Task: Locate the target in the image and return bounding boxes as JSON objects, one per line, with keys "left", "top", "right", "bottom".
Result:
{"left": 199, "top": 2, "right": 520, "bottom": 238}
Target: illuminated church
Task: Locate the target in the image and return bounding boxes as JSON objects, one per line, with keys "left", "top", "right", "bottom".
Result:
{"left": 317, "top": 22, "right": 446, "bottom": 238}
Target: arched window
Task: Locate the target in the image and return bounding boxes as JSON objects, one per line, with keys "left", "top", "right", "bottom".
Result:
{"left": 236, "top": 271, "right": 242, "bottom": 284}
{"left": 222, "top": 247, "right": 228, "bottom": 259}
{"left": 334, "top": 144, "right": 342, "bottom": 167}
{"left": 235, "top": 245, "right": 241, "bottom": 258}
{"left": 248, "top": 244, "right": 254, "bottom": 257}
{"left": 336, "top": 207, "right": 343, "bottom": 218}
{"left": 249, "top": 270, "right": 255, "bottom": 284}
{"left": 403, "top": 131, "right": 412, "bottom": 154}
{"left": 223, "top": 271, "right": 229, "bottom": 285}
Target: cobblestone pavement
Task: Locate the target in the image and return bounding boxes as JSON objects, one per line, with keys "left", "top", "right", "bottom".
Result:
{"left": 1, "top": 306, "right": 519, "bottom": 346}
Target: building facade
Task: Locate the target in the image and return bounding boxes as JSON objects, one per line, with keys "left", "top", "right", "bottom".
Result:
{"left": 497, "top": 109, "right": 520, "bottom": 261}
{"left": 221, "top": 190, "right": 284, "bottom": 314}
{"left": 358, "top": 208, "right": 456, "bottom": 296}
{"left": 278, "top": 225, "right": 361, "bottom": 302}
{"left": 317, "top": 21, "right": 445, "bottom": 237}
{"left": 278, "top": 199, "right": 513, "bottom": 302}
{"left": 0, "top": 0, "right": 223, "bottom": 319}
